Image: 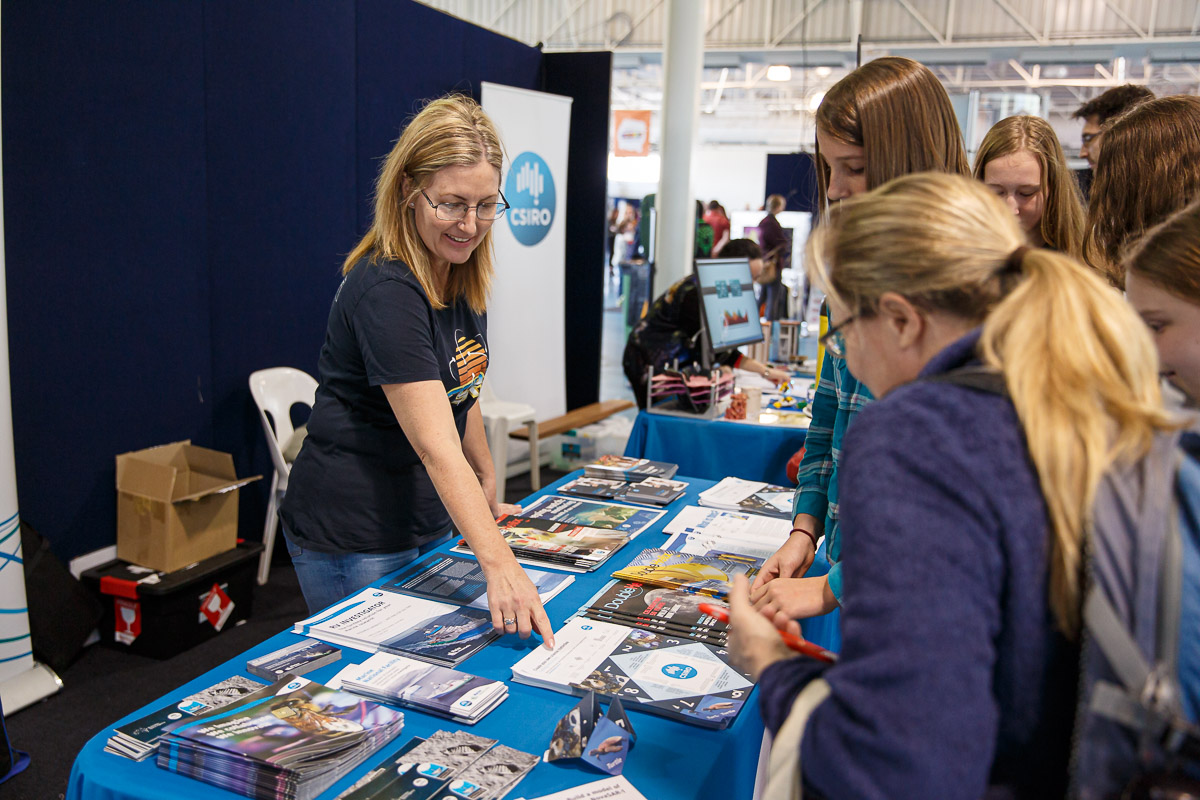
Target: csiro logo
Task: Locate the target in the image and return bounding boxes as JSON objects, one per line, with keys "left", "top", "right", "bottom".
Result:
{"left": 505, "top": 151, "right": 556, "bottom": 246}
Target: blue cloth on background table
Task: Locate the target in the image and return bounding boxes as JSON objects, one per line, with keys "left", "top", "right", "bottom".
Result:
{"left": 68, "top": 473, "right": 840, "bottom": 800}
{"left": 624, "top": 410, "right": 807, "bottom": 487}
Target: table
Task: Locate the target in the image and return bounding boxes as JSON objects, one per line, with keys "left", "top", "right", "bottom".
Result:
{"left": 624, "top": 411, "right": 808, "bottom": 486}
{"left": 68, "top": 473, "right": 840, "bottom": 800}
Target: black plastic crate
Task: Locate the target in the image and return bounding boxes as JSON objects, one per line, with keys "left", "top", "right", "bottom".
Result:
{"left": 81, "top": 542, "right": 262, "bottom": 659}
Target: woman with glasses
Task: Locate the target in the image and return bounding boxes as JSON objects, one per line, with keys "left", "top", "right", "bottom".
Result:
{"left": 280, "top": 95, "right": 555, "bottom": 649}
{"left": 750, "top": 56, "right": 970, "bottom": 629}
{"left": 729, "top": 172, "right": 1173, "bottom": 798}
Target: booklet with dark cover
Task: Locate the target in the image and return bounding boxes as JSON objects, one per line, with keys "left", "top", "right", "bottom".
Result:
{"left": 379, "top": 553, "right": 573, "bottom": 609}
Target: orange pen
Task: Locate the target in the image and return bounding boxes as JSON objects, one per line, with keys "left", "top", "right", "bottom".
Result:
{"left": 699, "top": 602, "right": 839, "bottom": 664}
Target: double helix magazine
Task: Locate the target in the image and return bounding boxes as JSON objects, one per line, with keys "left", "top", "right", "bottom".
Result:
{"left": 696, "top": 476, "right": 794, "bottom": 519}
{"left": 510, "top": 617, "right": 754, "bottom": 730}
{"left": 337, "top": 652, "right": 508, "bottom": 725}
{"left": 156, "top": 676, "right": 406, "bottom": 800}
{"left": 293, "top": 588, "right": 498, "bottom": 667}
{"left": 574, "top": 580, "right": 729, "bottom": 647}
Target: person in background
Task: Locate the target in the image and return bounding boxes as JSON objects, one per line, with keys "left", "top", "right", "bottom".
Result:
{"left": 1124, "top": 199, "right": 1200, "bottom": 405}
{"left": 1073, "top": 83, "right": 1155, "bottom": 170}
{"left": 704, "top": 200, "right": 731, "bottom": 256}
{"left": 729, "top": 172, "right": 1174, "bottom": 799}
{"left": 694, "top": 200, "right": 714, "bottom": 258}
{"left": 1084, "top": 95, "right": 1200, "bottom": 288}
{"left": 757, "top": 194, "right": 789, "bottom": 321}
{"left": 280, "top": 94, "right": 555, "bottom": 649}
{"left": 621, "top": 237, "right": 789, "bottom": 408}
{"left": 750, "top": 56, "right": 971, "bottom": 626}
{"left": 605, "top": 206, "right": 620, "bottom": 278}
{"left": 973, "top": 115, "right": 1087, "bottom": 259}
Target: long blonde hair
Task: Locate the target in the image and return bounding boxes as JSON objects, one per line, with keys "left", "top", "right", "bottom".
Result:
{"left": 973, "top": 115, "right": 1087, "bottom": 260}
{"left": 815, "top": 56, "right": 970, "bottom": 212}
{"left": 808, "top": 172, "right": 1172, "bottom": 636}
{"left": 344, "top": 94, "right": 503, "bottom": 313}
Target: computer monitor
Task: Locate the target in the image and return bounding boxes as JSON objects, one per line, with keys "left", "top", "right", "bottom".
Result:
{"left": 694, "top": 258, "right": 764, "bottom": 368}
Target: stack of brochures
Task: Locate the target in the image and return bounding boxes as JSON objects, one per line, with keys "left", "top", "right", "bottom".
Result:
{"left": 697, "top": 476, "right": 794, "bottom": 519}
{"left": 334, "top": 730, "right": 538, "bottom": 800}
{"left": 582, "top": 455, "right": 678, "bottom": 482}
{"left": 247, "top": 639, "right": 342, "bottom": 680}
{"left": 156, "top": 676, "right": 406, "bottom": 800}
{"left": 662, "top": 505, "right": 793, "bottom": 561}
{"left": 576, "top": 580, "right": 729, "bottom": 647}
{"left": 379, "top": 553, "right": 574, "bottom": 608}
{"left": 510, "top": 617, "right": 754, "bottom": 730}
{"left": 105, "top": 675, "right": 266, "bottom": 761}
{"left": 609, "top": 548, "right": 759, "bottom": 600}
{"left": 558, "top": 476, "right": 688, "bottom": 506}
{"left": 293, "top": 588, "right": 499, "bottom": 667}
{"left": 339, "top": 652, "right": 508, "bottom": 725}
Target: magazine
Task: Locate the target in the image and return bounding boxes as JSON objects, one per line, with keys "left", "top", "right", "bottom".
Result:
{"left": 582, "top": 455, "right": 678, "bottom": 482}
{"left": 379, "top": 554, "right": 573, "bottom": 609}
{"left": 293, "top": 589, "right": 499, "bottom": 667}
{"left": 453, "top": 520, "right": 631, "bottom": 573}
{"left": 575, "top": 580, "right": 729, "bottom": 646}
{"left": 557, "top": 476, "right": 628, "bottom": 500}
{"left": 697, "top": 476, "right": 794, "bottom": 519}
{"left": 558, "top": 476, "right": 688, "bottom": 507}
{"left": 511, "top": 617, "right": 754, "bottom": 730}
{"left": 609, "top": 549, "right": 760, "bottom": 600}
{"left": 157, "top": 676, "right": 406, "bottom": 800}
{"left": 339, "top": 652, "right": 508, "bottom": 725}
{"left": 517, "top": 496, "right": 665, "bottom": 536}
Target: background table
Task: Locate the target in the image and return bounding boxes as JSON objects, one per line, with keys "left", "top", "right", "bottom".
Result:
{"left": 624, "top": 411, "right": 808, "bottom": 486}
{"left": 67, "top": 473, "right": 840, "bottom": 800}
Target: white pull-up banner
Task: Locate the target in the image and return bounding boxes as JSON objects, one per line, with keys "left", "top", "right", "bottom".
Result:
{"left": 481, "top": 82, "right": 572, "bottom": 419}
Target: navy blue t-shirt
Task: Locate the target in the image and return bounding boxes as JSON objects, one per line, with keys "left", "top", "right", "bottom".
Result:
{"left": 280, "top": 256, "right": 488, "bottom": 554}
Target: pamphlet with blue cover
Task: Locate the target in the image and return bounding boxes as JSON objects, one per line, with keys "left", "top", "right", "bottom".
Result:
{"left": 379, "top": 553, "right": 573, "bottom": 609}
{"left": 339, "top": 652, "right": 508, "bottom": 725}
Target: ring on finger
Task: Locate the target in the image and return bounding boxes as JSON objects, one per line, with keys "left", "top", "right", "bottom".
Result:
{"left": 503, "top": 617, "right": 516, "bottom": 626}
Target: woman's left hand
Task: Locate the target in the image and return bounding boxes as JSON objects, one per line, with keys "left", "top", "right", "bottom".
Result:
{"left": 728, "top": 574, "right": 794, "bottom": 681}
{"left": 492, "top": 502, "right": 522, "bottom": 519}
{"left": 482, "top": 559, "right": 556, "bottom": 648}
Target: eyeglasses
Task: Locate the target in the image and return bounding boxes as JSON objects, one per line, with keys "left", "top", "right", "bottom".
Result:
{"left": 820, "top": 314, "right": 857, "bottom": 359}
{"left": 419, "top": 189, "right": 509, "bottom": 221}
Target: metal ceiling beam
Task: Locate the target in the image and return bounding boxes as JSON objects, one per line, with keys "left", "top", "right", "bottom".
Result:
{"left": 770, "top": 0, "right": 828, "bottom": 49}
{"left": 991, "top": 0, "right": 1048, "bottom": 44}
{"left": 894, "top": 0, "right": 947, "bottom": 45}
{"left": 1103, "top": 0, "right": 1148, "bottom": 38}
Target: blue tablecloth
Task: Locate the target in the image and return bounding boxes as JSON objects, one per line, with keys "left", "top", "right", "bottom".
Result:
{"left": 67, "top": 473, "right": 839, "bottom": 800}
{"left": 625, "top": 411, "right": 808, "bottom": 486}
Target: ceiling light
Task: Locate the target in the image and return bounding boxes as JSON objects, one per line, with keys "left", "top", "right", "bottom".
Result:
{"left": 766, "top": 65, "right": 792, "bottom": 81}
{"left": 815, "top": 66, "right": 832, "bottom": 78}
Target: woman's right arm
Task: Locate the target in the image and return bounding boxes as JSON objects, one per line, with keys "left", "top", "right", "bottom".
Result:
{"left": 383, "top": 381, "right": 555, "bottom": 647}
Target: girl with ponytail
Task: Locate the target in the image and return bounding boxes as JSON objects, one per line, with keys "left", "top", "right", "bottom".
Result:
{"left": 729, "top": 172, "right": 1173, "bottom": 799}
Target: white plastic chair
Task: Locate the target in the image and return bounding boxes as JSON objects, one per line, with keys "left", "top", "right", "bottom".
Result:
{"left": 478, "top": 381, "right": 539, "bottom": 505}
{"left": 249, "top": 367, "right": 318, "bottom": 585}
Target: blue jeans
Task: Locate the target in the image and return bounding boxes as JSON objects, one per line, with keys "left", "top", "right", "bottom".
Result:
{"left": 283, "top": 529, "right": 452, "bottom": 614}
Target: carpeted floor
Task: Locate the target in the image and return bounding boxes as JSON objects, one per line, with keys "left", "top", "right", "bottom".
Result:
{"left": 3, "top": 467, "right": 565, "bottom": 800}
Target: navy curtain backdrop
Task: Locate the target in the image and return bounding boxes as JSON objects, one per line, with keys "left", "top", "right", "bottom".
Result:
{"left": 2, "top": 1, "right": 607, "bottom": 562}
{"left": 765, "top": 152, "right": 820, "bottom": 214}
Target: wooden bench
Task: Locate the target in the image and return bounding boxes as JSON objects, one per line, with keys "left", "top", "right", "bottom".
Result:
{"left": 509, "top": 399, "right": 635, "bottom": 440}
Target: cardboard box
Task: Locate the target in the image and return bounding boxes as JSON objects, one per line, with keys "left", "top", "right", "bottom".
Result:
{"left": 115, "top": 441, "right": 260, "bottom": 573}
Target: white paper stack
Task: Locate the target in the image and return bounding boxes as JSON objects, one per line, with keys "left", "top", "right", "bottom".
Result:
{"left": 338, "top": 652, "right": 508, "bottom": 725}
{"left": 662, "top": 505, "right": 793, "bottom": 560}
{"left": 697, "top": 476, "right": 794, "bottom": 519}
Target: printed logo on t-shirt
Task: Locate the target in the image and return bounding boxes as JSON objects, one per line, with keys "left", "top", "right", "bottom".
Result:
{"left": 447, "top": 331, "right": 488, "bottom": 405}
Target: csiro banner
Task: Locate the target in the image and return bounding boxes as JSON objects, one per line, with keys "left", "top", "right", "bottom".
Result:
{"left": 481, "top": 83, "right": 572, "bottom": 419}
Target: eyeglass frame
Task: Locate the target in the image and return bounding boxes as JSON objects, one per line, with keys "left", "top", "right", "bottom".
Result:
{"left": 820, "top": 314, "right": 858, "bottom": 358}
{"left": 418, "top": 189, "right": 510, "bottom": 221}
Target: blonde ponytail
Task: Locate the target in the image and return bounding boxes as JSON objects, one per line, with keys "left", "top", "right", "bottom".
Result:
{"left": 808, "top": 172, "right": 1174, "bottom": 637}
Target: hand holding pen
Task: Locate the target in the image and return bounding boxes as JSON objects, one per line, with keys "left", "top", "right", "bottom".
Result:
{"left": 720, "top": 575, "right": 838, "bottom": 681}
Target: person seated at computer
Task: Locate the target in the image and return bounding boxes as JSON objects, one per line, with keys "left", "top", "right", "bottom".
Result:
{"left": 622, "top": 238, "right": 790, "bottom": 408}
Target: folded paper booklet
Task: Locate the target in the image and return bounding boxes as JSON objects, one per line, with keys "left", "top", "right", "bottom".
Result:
{"left": 697, "top": 476, "right": 794, "bottom": 519}
{"left": 582, "top": 455, "right": 678, "bottom": 482}
{"left": 517, "top": 496, "right": 665, "bottom": 537}
{"left": 511, "top": 617, "right": 754, "bottom": 730}
{"left": 293, "top": 588, "right": 499, "bottom": 667}
{"left": 339, "top": 652, "right": 508, "bottom": 725}
{"left": 380, "top": 553, "right": 574, "bottom": 609}
{"left": 546, "top": 691, "right": 636, "bottom": 776}
{"left": 609, "top": 548, "right": 760, "bottom": 600}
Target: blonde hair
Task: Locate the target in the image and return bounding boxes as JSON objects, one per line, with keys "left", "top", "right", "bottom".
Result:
{"left": 1084, "top": 95, "right": 1200, "bottom": 288}
{"left": 808, "top": 172, "right": 1173, "bottom": 636}
{"left": 1124, "top": 198, "right": 1200, "bottom": 305}
{"left": 973, "top": 115, "right": 1087, "bottom": 260}
{"left": 815, "top": 56, "right": 970, "bottom": 213}
{"left": 344, "top": 94, "right": 503, "bottom": 313}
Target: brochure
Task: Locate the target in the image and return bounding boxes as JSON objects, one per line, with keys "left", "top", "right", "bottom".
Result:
{"left": 247, "top": 639, "right": 342, "bottom": 680}
{"left": 662, "top": 505, "right": 793, "bottom": 546}
{"left": 380, "top": 554, "right": 574, "bottom": 609}
{"left": 609, "top": 549, "right": 760, "bottom": 600}
{"left": 557, "top": 476, "right": 628, "bottom": 500}
{"left": 517, "top": 496, "right": 665, "bottom": 537}
{"left": 697, "top": 476, "right": 794, "bottom": 519}
{"left": 582, "top": 455, "right": 678, "bottom": 482}
{"left": 510, "top": 617, "right": 754, "bottom": 730}
{"left": 339, "top": 652, "right": 508, "bottom": 725}
{"left": 454, "top": 520, "right": 631, "bottom": 573}
{"left": 519, "top": 776, "right": 649, "bottom": 800}
{"left": 293, "top": 589, "right": 499, "bottom": 667}
{"left": 558, "top": 476, "right": 688, "bottom": 507}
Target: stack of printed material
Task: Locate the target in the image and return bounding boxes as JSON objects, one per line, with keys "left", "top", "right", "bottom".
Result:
{"left": 697, "top": 476, "right": 794, "bottom": 519}
{"left": 334, "top": 730, "right": 539, "bottom": 800}
{"left": 156, "top": 677, "right": 406, "bottom": 800}
{"left": 247, "top": 639, "right": 341, "bottom": 680}
{"left": 609, "top": 548, "right": 759, "bottom": 600}
{"left": 576, "top": 580, "right": 729, "bottom": 646}
{"left": 106, "top": 675, "right": 266, "bottom": 761}
{"left": 293, "top": 588, "right": 498, "bottom": 667}
{"left": 582, "top": 455, "right": 678, "bottom": 482}
{"left": 558, "top": 476, "right": 688, "bottom": 506}
{"left": 339, "top": 652, "right": 508, "bottom": 725}
{"left": 511, "top": 617, "right": 754, "bottom": 729}
{"left": 380, "top": 553, "right": 573, "bottom": 608}
{"left": 662, "top": 505, "right": 793, "bottom": 561}
{"left": 516, "top": 496, "right": 665, "bottom": 535}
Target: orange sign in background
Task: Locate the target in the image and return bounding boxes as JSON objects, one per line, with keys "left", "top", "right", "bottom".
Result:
{"left": 613, "top": 110, "right": 652, "bottom": 157}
